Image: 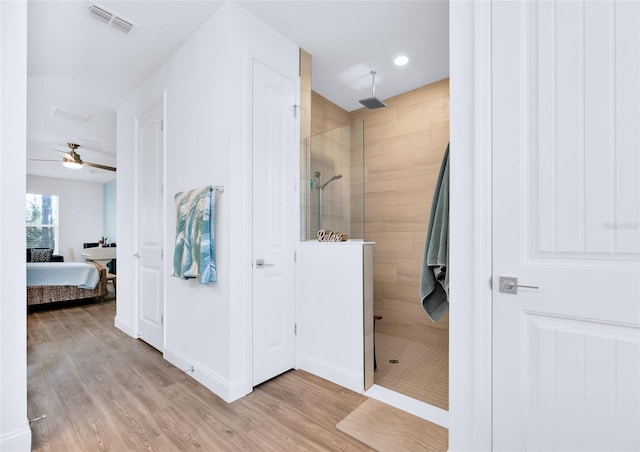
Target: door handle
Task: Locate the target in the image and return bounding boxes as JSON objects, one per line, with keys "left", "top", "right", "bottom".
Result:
{"left": 256, "top": 259, "right": 274, "bottom": 268}
{"left": 133, "top": 251, "right": 142, "bottom": 258}
{"left": 499, "top": 276, "right": 538, "bottom": 294}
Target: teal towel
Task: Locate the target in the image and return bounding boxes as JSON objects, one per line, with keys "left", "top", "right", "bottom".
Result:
{"left": 420, "top": 144, "right": 449, "bottom": 321}
{"left": 172, "top": 186, "right": 217, "bottom": 284}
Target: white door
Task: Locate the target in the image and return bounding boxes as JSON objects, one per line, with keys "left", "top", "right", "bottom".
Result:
{"left": 252, "top": 60, "right": 297, "bottom": 386}
{"left": 135, "top": 100, "right": 164, "bottom": 351}
{"left": 492, "top": 1, "right": 640, "bottom": 450}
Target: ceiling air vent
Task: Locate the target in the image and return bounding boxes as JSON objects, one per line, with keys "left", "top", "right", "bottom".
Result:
{"left": 87, "top": 3, "right": 113, "bottom": 24}
{"left": 110, "top": 16, "right": 134, "bottom": 34}
{"left": 87, "top": 1, "right": 136, "bottom": 35}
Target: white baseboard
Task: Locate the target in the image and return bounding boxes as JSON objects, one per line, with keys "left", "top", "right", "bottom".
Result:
{"left": 114, "top": 315, "right": 134, "bottom": 337}
{"left": 0, "top": 425, "right": 31, "bottom": 451}
{"left": 164, "top": 345, "right": 250, "bottom": 403}
{"left": 298, "top": 354, "right": 362, "bottom": 393}
{"left": 364, "top": 384, "right": 449, "bottom": 429}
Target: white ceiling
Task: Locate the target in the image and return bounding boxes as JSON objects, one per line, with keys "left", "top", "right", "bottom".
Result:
{"left": 26, "top": 0, "right": 449, "bottom": 184}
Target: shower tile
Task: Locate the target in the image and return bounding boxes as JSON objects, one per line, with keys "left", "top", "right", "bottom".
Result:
{"left": 374, "top": 333, "right": 448, "bottom": 410}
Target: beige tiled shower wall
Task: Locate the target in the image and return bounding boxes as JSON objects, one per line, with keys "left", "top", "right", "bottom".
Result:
{"left": 350, "top": 79, "right": 450, "bottom": 348}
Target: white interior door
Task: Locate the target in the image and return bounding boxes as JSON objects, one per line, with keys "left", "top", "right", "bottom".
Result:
{"left": 252, "top": 60, "right": 297, "bottom": 386}
{"left": 135, "top": 100, "right": 164, "bottom": 351}
{"left": 492, "top": 1, "right": 640, "bottom": 450}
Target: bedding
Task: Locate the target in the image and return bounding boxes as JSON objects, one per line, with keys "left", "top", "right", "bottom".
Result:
{"left": 27, "top": 262, "right": 107, "bottom": 306}
{"left": 27, "top": 262, "right": 100, "bottom": 289}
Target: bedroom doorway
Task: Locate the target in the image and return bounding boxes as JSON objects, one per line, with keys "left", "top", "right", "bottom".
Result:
{"left": 134, "top": 99, "right": 165, "bottom": 351}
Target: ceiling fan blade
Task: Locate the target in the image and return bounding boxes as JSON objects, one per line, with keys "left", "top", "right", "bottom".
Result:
{"left": 30, "top": 158, "right": 60, "bottom": 162}
{"left": 83, "top": 161, "right": 116, "bottom": 172}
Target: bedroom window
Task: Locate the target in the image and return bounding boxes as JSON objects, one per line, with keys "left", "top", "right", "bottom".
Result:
{"left": 26, "top": 193, "right": 59, "bottom": 253}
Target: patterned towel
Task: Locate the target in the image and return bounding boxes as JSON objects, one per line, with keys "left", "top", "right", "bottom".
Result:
{"left": 172, "top": 186, "right": 217, "bottom": 284}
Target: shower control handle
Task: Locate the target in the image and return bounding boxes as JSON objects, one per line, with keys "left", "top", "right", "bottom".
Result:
{"left": 256, "top": 259, "right": 275, "bottom": 269}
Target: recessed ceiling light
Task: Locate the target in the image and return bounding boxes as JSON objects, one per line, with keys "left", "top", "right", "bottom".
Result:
{"left": 394, "top": 55, "right": 409, "bottom": 66}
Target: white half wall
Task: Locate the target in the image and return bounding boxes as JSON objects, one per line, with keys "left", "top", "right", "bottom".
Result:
{"left": 27, "top": 176, "right": 105, "bottom": 262}
{"left": 0, "top": 1, "right": 31, "bottom": 450}
{"left": 297, "top": 242, "right": 373, "bottom": 394}
{"left": 117, "top": 2, "right": 298, "bottom": 402}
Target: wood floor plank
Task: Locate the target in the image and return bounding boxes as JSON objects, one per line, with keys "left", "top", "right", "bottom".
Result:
{"left": 28, "top": 300, "right": 375, "bottom": 451}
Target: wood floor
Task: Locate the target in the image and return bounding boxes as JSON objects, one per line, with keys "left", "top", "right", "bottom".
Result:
{"left": 27, "top": 299, "right": 373, "bottom": 451}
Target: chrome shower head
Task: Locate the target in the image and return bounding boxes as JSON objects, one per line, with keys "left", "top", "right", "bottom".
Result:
{"left": 319, "top": 174, "right": 343, "bottom": 190}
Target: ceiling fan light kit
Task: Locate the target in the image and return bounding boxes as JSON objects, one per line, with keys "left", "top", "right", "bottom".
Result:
{"left": 63, "top": 160, "right": 83, "bottom": 169}
{"left": 31, "top": 142, "right": 117, "bottom": 172}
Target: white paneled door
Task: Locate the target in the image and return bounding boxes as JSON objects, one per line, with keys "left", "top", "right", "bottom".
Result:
{"left": 252, "top": 60, "right": 297, "bottom": 386}
{"left": 492, "top": 1, "right": 640, "bottom": 450}
{"left": 135, "top": 100, "right": 164, "bottom": 351}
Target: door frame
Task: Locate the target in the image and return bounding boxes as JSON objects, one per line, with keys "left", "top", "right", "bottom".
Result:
{"left": 250, "top": 57, "right": 299, "bottom": 386}
{"left": 449, "top": 1, "right": 493, "bottom": 450}
{"left": 243, "top": 53, "right": 301, "bottom": 394}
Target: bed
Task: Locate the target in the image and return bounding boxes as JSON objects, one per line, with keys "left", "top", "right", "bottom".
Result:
{"left": 27, "top": 261, "right": 108, "bottom": 306}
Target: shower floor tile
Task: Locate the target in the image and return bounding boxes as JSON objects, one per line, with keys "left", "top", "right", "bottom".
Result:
{"left": 374, "top": 333, "right": 448, "bottom": 410}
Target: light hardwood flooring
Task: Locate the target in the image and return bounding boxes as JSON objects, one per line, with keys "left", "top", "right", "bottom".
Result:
{"left": 27, "top": 298, "right": 373, "bottom": 451}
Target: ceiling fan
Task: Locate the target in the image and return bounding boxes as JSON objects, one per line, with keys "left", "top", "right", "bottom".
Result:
{"left": 31, "top": 142, "right": 116, "bottom": 172}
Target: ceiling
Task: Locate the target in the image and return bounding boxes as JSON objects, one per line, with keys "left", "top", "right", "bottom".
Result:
{"left": 26, "top": 0, "right": 449, "bottom": 184}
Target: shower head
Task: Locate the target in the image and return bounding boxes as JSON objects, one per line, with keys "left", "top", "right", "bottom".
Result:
{"left": 359, "top": 70, "right": 387, "bottom": 109}
{"left": 359, "top": 97, "right": 387, "bottom": 109}
{"left": 319, "top": 174, "right": 343, "bottom": 190}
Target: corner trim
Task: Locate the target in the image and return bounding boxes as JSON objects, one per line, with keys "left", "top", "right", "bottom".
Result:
{"left": 164, "top": 345, "right": 249, "bottom": 403}
{"left": 114, "top": 315, "right": 135, "bottom": 337}
{"left": 298, "top": 353, "right": 362, "bottom": 394}
{"left": 0, "top": 425, "right": 31, "bottom": 451}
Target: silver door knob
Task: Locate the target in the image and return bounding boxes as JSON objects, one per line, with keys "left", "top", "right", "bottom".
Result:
{"left": 256, "top": 259, "right": 274, "bottom": 268}
{"left": 499, "top": 276, "right": 538, "bottom": 294}
{"left": 133, "top": 251, "right": 142, "bottom": 258}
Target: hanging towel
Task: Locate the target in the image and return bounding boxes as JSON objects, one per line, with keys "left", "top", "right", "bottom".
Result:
{"left": 172, "top": 186, "right": 217, "bottom": 284}
{"left": 420, "top": 144, "right": 449, "bottom": 321}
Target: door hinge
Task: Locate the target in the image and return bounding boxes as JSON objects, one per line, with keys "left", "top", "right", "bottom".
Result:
{"left": 161, "top": 249, "right": 164, "bottom": 259}
{"left": 292, "top": 104, "right": 300, "bottom": 118}
{"left": 293, "top": 250, "right": 297, "bottom": 263}
{"left": 294, "top": 323, "right": 297, "bottom": 335}
{"left": 489, "top": 276, "right": 493, "bottom": 290}
{"left": 161, "top": 119, "right": 164, "bottom": 131}
{"left": 161, "top": 315, "right": 164, "bottom": 325}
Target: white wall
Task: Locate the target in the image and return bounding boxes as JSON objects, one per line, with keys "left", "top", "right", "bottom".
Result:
{"left": 0, "top": 1, "right": 31, "bottom": 450}
{"left": 117, "top": 2, "right": 298, "bottom": 402}
{"left": 103, "top": 179, "right": 116, "bottom": 244}
{"left": 27, "top": 175, "right": 104, "bottom": 262}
